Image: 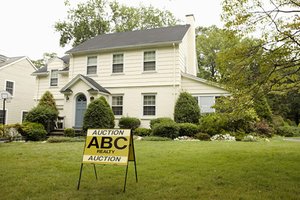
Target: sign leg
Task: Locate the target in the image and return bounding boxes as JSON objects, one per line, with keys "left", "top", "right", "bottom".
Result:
{"left": 93, "top": 164, "right": 98, "bottom": 180}
{"left": 123, "top": 164, "right": 129, "bottom": 192}
{"left": 77, "top": 163, "right": 84, "bottom": 190}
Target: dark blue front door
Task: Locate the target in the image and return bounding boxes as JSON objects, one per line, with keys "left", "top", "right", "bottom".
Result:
{"left": 75, "top": 94, "right": 87, "bottom": 128}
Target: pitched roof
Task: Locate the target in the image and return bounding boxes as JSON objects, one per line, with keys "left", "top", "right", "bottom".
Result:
{"left": 60, "top": 74, "right": 110, "bottom": 95}
{"left": 0, "top": 56, "right": 25, "bottom": 68}
{"left": 66, "top": 25, "right": 190, "bottom": 54}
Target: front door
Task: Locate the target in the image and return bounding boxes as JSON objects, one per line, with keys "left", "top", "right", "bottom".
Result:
{"left": 75, "top": 94, "right": 87, "bottom": 128}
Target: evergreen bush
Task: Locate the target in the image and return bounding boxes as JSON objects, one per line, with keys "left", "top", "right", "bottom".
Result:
{"left": 150, "top": 117, "right": 174, "bottom": 129}
{"left": 64, "top": 128, "right": 75, "bottom": 137}
{"left": 118, "top": 117, "right": 141, "bottom": 130}
{"left": 83, "top": 96, "right": 115, "bottom": 131}
{"left": 174, "top": 92, "right": 200, "bottom": 124}
{"left": 17, "top": 122, "right": 47, "bottom": 141}
{"left": 178, "top": 123, "right": 199, "bottom": 137}
{"left": 133, "top": 127, "right": 152, "bottom": 136}
{"left": 152, "top": 122, "right": 179, "bottom": 139}
{"left": 194, "top": 133, "right": 211, "bottom": 141}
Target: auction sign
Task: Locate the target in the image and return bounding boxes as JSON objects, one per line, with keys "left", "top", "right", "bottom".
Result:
{"left": 77, "top": 129, "right": 137, "bottom": 192}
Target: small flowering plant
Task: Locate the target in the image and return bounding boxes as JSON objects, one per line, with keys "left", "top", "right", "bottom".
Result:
{"left": 210, "top": 134, "right": 236, "bottom": 141}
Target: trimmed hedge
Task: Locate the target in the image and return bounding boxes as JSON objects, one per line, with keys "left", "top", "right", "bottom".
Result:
{"left": 118, "top": 117, "right": 141, "bottom": 130}
{"left": 174, "top": 92, "right": 200, "bottom": 123}
{"left": 194, "top": 133, "right": 211, "bottom": 141}
{"left": 133, "top": 128, "right": 152, "bottom": 136}
{"left": 178, "top": 123, "right": 199, "bottom": 137}
{"left": 64, "top": 128, "right": 75, "bottom": 137}
{"left": 150, "top": 117, "right": 174, "bottom": 129}
{"left": 276, "top": 126, "right": 300, "bottom": 137}
{"left": 152, "top": 122, "right": 179, "bottom": 139}
{"left": 17, "top": 122, "right": 47, "bottom": 141}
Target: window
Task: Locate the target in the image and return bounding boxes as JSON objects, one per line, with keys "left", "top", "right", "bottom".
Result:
{"left": 112, "top": 54, "right": 123, "bottom": 73}
{"left": 143, "top": 95, "right": 156, "bottom": 116}
{"left": 50, "top": 70, "right": 58, "bottom": 86}
{"left": 197, "top": 96, "right": 215, "bottom": 113}
{"left": 0, "top": 110, "right": 6, "bottom": 124}
{"left": 112, "top": 96, "right": 123, "bottom": 115}
{"left": 5, "top": 81, "right": 14, "bottom": 96}
{"left": 144, "top": 51, "right": 156, "bottom": 71}
{"left": 22, "top": 111, "right": 28, "bottom": 122}
{"left": 87, "top": 56, "right": 97, "bottom": 75}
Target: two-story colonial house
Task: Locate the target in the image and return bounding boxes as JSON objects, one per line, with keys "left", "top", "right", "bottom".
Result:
{"left": 0, "top": 54, "right": 36, "bottom": 124}
{"left": 32, "top": 15, "right": 229, "bottom": 128}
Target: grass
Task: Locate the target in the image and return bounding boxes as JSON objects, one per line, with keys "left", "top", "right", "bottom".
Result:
{"left": 0, "top": 138, "right": 299, "bottom": 200}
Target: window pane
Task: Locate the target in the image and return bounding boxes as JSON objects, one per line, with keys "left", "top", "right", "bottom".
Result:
{"left": 143, "top": 95, "right": 156, "bottom": 115}
{"left": 144, "top": 51, "right": 155, "bottom": 71}
{"left": 6, "top": 81, "right": 14, "bottom": 95}
{"left": 144, "top": 51, "right": 155, "bottom": 61}
{"left": 199, "top": 96, "right": 215, "bottom": 113}
{"left": 87, "top": 66, "right": 97, "bottom": 75}
{"left": 88, "top": 56, "right": 97, "bottom": 65}
{"left": 113, "top": 54, "right": 123, "bottom": 64}
{"left": 112, "top": 96, "right": 123, "bottom": 115}
{"left": 50, "top": 70, "right": 58, "bottom": 86}
{"left": 112, "top": 106, "right": 123, "bottom": 115}
{"left": 113, "top": 64, "right": 123, "bottom": 73}
{"left": 0, "top": 110, "right": 6, "bottom": 124}
{"left": 50, "top": 78, "right": 58, "bottom": 86}
{"left": 144, "top": 61, "right": 155, "bottom": 71}
{"left": 144, "top": 95, "right": 155, "bottom": 105}
{"left": 143, "top": 106, "right": 155, "bottom": 115}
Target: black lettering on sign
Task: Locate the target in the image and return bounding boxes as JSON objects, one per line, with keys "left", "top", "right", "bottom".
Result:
{"left": 114, "top": 137, "right": 128, "bottom": 149}
{"left": 100, "top": 137, "right": 113, "bottom": 149}
{"left": 87, "top": 137, "right": 99, "bottom": 148}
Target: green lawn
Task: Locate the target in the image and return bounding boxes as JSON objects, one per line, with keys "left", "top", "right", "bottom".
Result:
{"left": 0, "top": 138, "right": 299, "bottom": 200}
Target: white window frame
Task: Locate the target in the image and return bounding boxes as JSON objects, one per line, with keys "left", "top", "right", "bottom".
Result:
{"left": 50, "top": 69, "right": 59, "bottom": 86}
{"left": 112, "top": 53, "right": 124, "bottom": 73}
{"left": 143, "top": 94, "right": 156, "bottom": 116}
{"left": 143, "top": 51, "right": 156, "bottom": 71}
{"left": 112, "top": 95, "right": 123, "bottom": 116}
{"left": 87, "top": 56, "right": 97, "bottom": 75}
{"left": 5, "top": 80, "right": 15, "bottom": 96}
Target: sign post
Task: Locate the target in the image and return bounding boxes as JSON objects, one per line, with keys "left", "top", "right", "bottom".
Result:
{"left": 77, "top": 129, "right": 137, "bottom": 192}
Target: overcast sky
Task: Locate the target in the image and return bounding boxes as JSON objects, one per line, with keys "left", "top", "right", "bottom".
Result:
{"left": 0, "top": 0, "right": 223, "bottom": 60}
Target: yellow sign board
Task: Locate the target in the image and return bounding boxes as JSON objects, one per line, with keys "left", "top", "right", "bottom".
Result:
{"left": 82, "top": 129, "right": 131, "bottom": 165}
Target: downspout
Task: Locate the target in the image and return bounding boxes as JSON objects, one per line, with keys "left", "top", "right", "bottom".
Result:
{"left": 173, "top": 43, "right": 176, "bottom": 102}
{"left": 36, "top": 77, "right": 40, "bottom": 105}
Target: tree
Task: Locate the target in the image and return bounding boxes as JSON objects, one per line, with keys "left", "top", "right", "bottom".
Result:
{"left": 31, "top": 52, "right": 57, "bottom": 68}
{"left": 196, "top": 26, "right": 240, "bottom": 81}
{"left": 222, "top": 0, "right": 300, "bottom": 94}
{"left": 83, "top": 96, "right": 115, "bottom": 131}
{"left": 174, "top": 92, "right": 200, "bottom": 124}
{"left": 55, "top": 0, "right": 178, "bottom": 47}
{"left": 38, "top": 91, "right": 58, "bottom": 112}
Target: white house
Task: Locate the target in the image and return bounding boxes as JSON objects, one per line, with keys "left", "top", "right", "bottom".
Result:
{"left": 0, "top": 54, "right": 36, "bottom": 124}
{"left": 32, "top": 15, "right": 229, "bottom": 129}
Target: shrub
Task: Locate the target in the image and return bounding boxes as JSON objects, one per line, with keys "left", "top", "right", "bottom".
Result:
{"left": 150, "top": 117, "right": 174, "bottom": 129}
{"left": 118, "top": 117, "right": 141, "bottom": 130}
{"left": 230, "top": 131, "right": 247, "bottom": 141}
{"left": 18, "top": 122, "right": 47, "bottom": 141}
{"left": 242, "top": 135, "right": 258, "bottom": 142}
{"left": 64, "top": 128, "right": 75, "bottom": 137}
{"left": 83, "top": 96, "right": 115, "bottom": 131}
{"left": 25, "top": 105, "right": 58, "bottom": 132}
{"left": 133, "top": 128, "right": 152, "bottom": 136}
{"left": 38, "top": 91, "right": 58, "bottom": 112}
{"left": 211, "top": 134, "right": 236, "bottom": 141}
{"left": 194, "top": 133, "right": 211, "bottom": 141}
{"left": 0, "top": 124, "right": 22, "bottom": 141}
{"left": 271, "top": 115, "right": 285, "bottom": 128}
{"left": 178, "top": 123, "right": 199, "bottom": 137}
{"left": 152, "top": 122, "right": 179, "bottom": 139}
{"left": 174, "top": 92, "right": 200, "bottom": 124}
{"left": 253, "top": 94, "right": 272, "bottom": 122}
{"left": 199, "top": 113, "right": 227, "bottom": 136}
{"left": 254, "top": 120, "right": 273, "bottom": 138}
{"left": 276, "top": 126, "right": 300, "bottom": 137}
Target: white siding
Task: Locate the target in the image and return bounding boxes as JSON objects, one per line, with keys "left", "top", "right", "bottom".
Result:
{"left": 0, "top": 58, "right": 36, "bottom": 124}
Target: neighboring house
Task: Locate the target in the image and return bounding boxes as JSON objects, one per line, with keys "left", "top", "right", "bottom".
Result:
{"left": 32, "top": 15, "right": 229, "bottom": 129}
{"left": 0, "top": 54, "right": 36, "bottom": 124}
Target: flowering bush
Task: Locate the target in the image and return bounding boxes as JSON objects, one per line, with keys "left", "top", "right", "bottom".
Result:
{"left": 210, "top": 134, "right": 236, "bottom": 141}
{"left": 242, "top": 135, "right": 258, "bottom": 142}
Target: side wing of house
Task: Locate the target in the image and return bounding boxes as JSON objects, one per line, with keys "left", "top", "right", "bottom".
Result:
{"left": 181, "top": 73, "right": 229, "bottom": 113}
{"left": 0, "top": 57, "right": 36, "bottom": 124}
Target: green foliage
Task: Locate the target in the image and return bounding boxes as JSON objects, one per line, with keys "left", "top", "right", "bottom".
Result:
{"left": 253, "top": 94, "right": 272, "bottom": 122}
{"left": 199, "top": 113, "right": 227, "bottom": 136}
{"left": 47, "top": 136, "right": 85, "bottom": 143}
{"left": 38, "top": 91, "right": 58, "bottom": 112}
{"left": 31, "top": 52, "right": 57, "bottom": 68}
{"left": 276, "top": 126, "right": 300, "bottom": 137}
{"left": 150, "top": 117, "right": 174, "bottom": 129}
{"left": 25, "top": 105, "right": 59, "bottom": 131}
{"left": 194, "top": 133, "right": 211, "bottom": 141}
{"left": 133, "top": 128, "right": 152, "bottom": 136}
{"left": 152, "top": 122, "right": 179, "bottom": 139}
{"left": 83, "top": 96, "right": 115, "bottom": 131}
{"left": 177, "top": 123, "right": 199, "bottom": 137}
{"left": 64, "top": 128, "right": 75, "bottom": 137}
{"left": 174, "top": 92, "right": 200, "bottom": 124}
{"left": 118, "top": 117, "right": 140, "bottom": 130}
{"left": 17, "top": 122, "right": 47, "bottom": 141}
{"left": 55, "top": 0, "right": 178, "bottom": 47}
